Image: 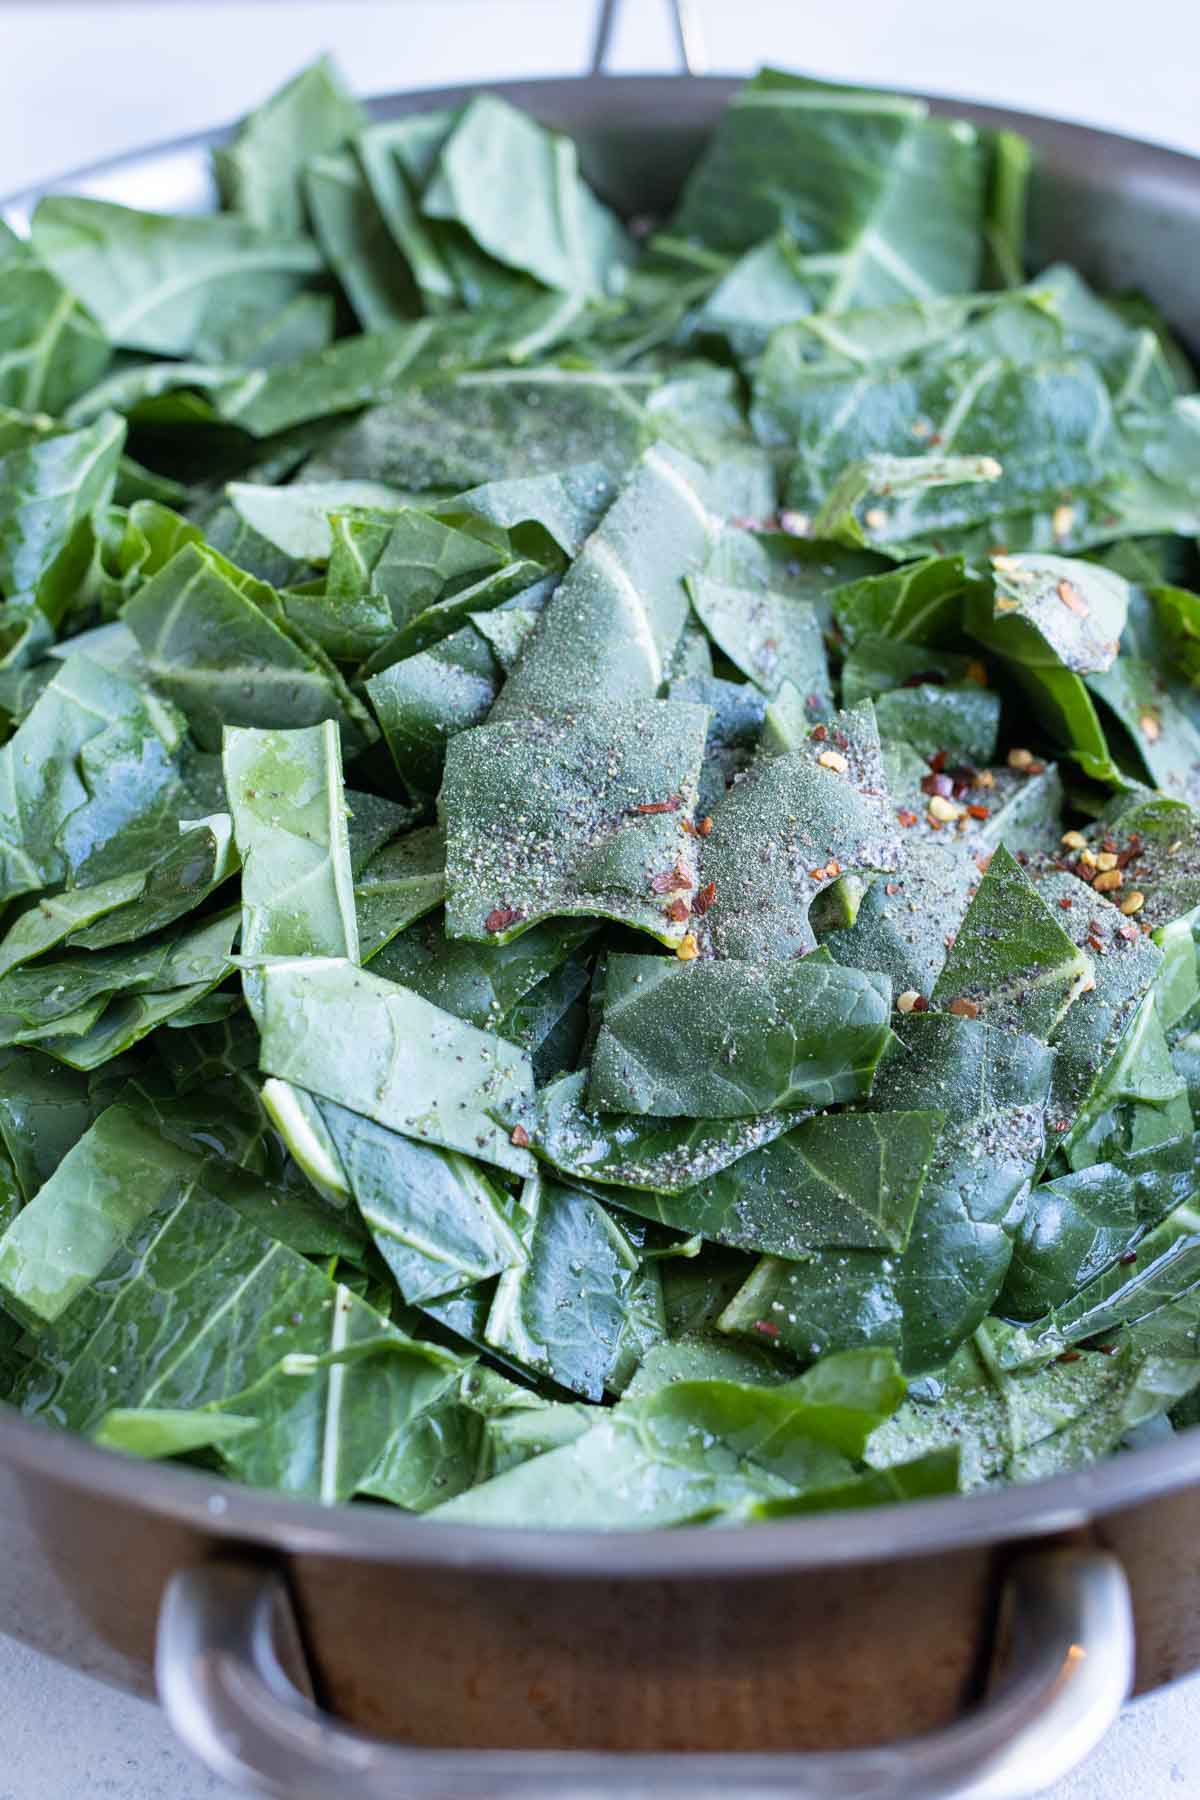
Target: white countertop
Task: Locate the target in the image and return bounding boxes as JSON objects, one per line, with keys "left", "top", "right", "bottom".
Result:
{"left": 1, "top": 4, "right": 1199, "bottom": 1795}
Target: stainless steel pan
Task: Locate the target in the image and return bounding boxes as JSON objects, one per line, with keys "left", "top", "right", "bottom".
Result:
{"left": 3, "top": 7, "right": 1200, "bottom": 1794}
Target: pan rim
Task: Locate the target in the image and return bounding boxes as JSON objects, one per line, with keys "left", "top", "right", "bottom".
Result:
{"left": 2, "top": 69, "right": 1199, "bottom": 1577}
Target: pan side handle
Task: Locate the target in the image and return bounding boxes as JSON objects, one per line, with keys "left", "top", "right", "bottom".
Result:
{"left": 157, "top": 1545, "right": 1132, "bottom": 1800}
{"left": 591, "top": 0, "right": 708, "bottom": 76}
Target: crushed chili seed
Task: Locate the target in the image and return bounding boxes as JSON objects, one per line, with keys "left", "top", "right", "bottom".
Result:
{"left": 696, "top": 815, "right": 714, "bottom": 838}
{"left": 1061, "top": 830, "right": 1087, "bottom": 850}
{"left": 693, "top": 881, "right": 717, "bottom": 916}
{"left": 1094, "top": 851, "right": 1119, "bottom": 872}
{"left": 1008, "top": 747, "right": 1035, "bottom": 770}
{"left": 967, "top": 803, "right": 990, "bottom": 821}
{"left": 510, "top": 1125, "right": 531, "bottom": 1149}
{"left": 1052, "top": 503, "right": 1077, "bottom": 539}
{"left": 631, "top": 796, "right": 681, "bottom": 815}
{"left": 818, "top": 749, "right": 849, "bottom": 773}
{"left": 973, "top": 769, "right": 995, "bottom": 789}
{"left": 484, "top": 907, "right": 520, "bottom": 933}
{"left": 896, "top": 990, "right": 922, "bottom": 1014}
{"left": 1093, "top": 869, "right": 1123, "bottom": 893}
{"left": 1139, "top": 713, "right": 1162, "bottom": 742}
{"left": 675, "top": 933, "right": 700, "bottom": 961}
{"left": 1120, "top": 890, "right": 1145, "bottom": 915}
{"left": 948, "top": 997, "right": 979, "bottom": 1018}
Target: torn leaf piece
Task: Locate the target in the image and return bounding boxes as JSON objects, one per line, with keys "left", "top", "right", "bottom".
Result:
{"left": 355, "top": 826, "right": 445, "bottom": 960}
{"left": 371, "top": 910, "right": 594, "bottom": 1034}
{"left": 225, "top": 722, "right": 358, "bottom": 1020}
{"left": 985, "top": 552, "right": 1129, "bottom": 674}
{"left": 601, "top": 1109, "right": 941, "bottom": 1258}
{"left": 123, "top": 543, "right": 371, "bottom": 751}
{"left": 430, "top": 1348, "right": 906, "bottom": 1528}
{"left": 314, "top": 1095, "right": 527, "bottom": 1305}
{"left": 719, "top": 1013, "right": 1054, "bottom": 1372}
{"left": 492, "top": 446, "right": 718, "bottom": 718}
{"left": 588, "top": 953, "right": 894, "bottom": 1118}
{"left": 932, "top": 844, "right": 1092, "bottom": 1038}
{"left": 830, "top": 554, "right": 969, "bottom": 649}
{"left": 484, "top": 1171, "right": 646, "bottom": 1401}
{"left": 441, "top": 699, "right": 709, "bottom": 947}
{"left": 686, "top": 569, "right": 832, "bottom": 706}
{"left": 699, "top": 701, "right": 900, "bottom": 961}
{"left": 510, "top": 1070, "right": 794, "bottom": 1194}
{"left": 257, "top": 956, "right": 535, "bottom": 1176}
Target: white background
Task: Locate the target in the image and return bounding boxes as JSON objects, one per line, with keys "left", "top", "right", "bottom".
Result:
{"left": 1, "top": 3, "right": 1199, "bottom": 1796}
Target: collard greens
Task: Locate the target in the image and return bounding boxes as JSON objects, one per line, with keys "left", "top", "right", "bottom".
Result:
{"left": 1, "top": 59, "right": 1199, "bottom": 1527}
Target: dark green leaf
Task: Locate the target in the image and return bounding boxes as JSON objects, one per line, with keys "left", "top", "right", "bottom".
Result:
{"left": 589, "top": 953, "right": 894, "bottom": 1117}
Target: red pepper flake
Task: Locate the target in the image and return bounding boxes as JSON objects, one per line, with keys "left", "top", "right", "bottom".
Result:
{"left": 973, "top": 851, "right": 993, "bottom": 874}
{"left": 947, "top": 996, "right": 978, "bottom": 1018}
{"left": 1096, "top": 1343, "right": 1118, "bottom": 1356}
{"left": 928, "top": 750, "right": 948, "bottom": 774}
{"left": 885, "top": 882, "right": 899, "bottom": 896}
{"left": 666, "top": 897, "right": 691, "bottom": 923}
{"left": 1087, "top": 934, "right": 1105, "bottom": 954}
{"left": 1026, "top": 760, "right": 1046, "bottom": 776}
{"left": 833, "top": 730, "right": 850, "bottom": 751}
{"left": 810, "top": 723, "right": 828, "bottom": 742}
{"left": 921, "top": 772, "right": 955, "bottom": 799}
{"left": 1059, "top": 896, "right": 1073, "bottom": 910}
{"left": 650, "top": 869, "right": 679, "bottom": 895}
{"left": 824, "top": 859, "right": 842, "bottom": 879}
{"left": 1057, "top": 1351, "right": 1082, "bottom": 1364}
{"left": 1057, "top": 578, "right": 1088, "bottom": 616}
{"left": 897, "top": 808, "right": 918, "bottom": 827}
{"left": 510, "top": 1124, "right": 531, "bottom": 1149}
{"left": 631, "top": 796, "right": 681, "bottom": 816}
{"left": 1117, "top": 924, "right": 1138, "bottom": 942}
{"left": 696, "top": 815, "right": 714, "bottom": 838}
{"left": 693, "top": 880, "right": 717, "bottom": 916}
{"left": 484, "top": 906, "right": 520, "bottom": 933}
{"left": 754, "top": 1319, "right": 780, "bottom": 1339}
{"left": 966, "top": 803, "right": 990, "bottom": 821}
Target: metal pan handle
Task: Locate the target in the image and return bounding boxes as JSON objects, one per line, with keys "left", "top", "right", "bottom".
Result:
{"left": 157, "top": 1545, "right": 1132, "bottom": 1799}
{"left": 591, "top": 0, "right": 708, "bottom": 76}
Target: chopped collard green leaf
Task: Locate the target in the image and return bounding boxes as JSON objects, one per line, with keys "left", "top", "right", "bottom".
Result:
{"left": 2, "top": 59, "right": 1200, "bottom": 1528}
